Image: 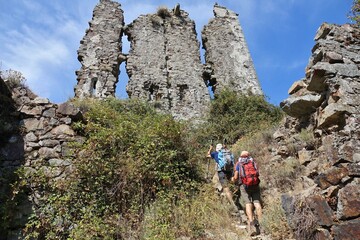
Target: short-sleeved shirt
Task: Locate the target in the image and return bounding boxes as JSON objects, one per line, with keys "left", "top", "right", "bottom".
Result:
{"left": 210, "top": 151, "right": 222, "bottom": 171}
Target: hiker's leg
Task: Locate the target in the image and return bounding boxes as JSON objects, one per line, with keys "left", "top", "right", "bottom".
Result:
{"left": 254, "top": 202, "right": 262, "bottom": 221}
{"left": 245, "top": 203, "right": 254, "bottom": 223}
{"left": 218, "top": 171, "right": 233, "bottom": 204}
{"left": 252, "top": 185, "right": 262, "bottom": 221}
{"left": 223, "top": 186, "right": 235, "bottom": 206}
{"left": 240, "top": 186, "right": 253, "bottom": 223}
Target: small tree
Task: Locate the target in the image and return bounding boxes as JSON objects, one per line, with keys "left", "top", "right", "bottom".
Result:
{"left": 0, "top": 69, "right": 27, "bottom": 89}
{"left": 349, "top": 0, "right": 360, "bottom": 26}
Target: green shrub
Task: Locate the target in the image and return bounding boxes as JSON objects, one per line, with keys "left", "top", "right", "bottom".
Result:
{"left": 1, "top": 69, "right": 27, "bottom": 89}
{"left": 205, "top": 89, "right": 283, "bottom": 145}
{"left": 20, "top": 98, "right": 202, "bottom": 239}
{"left": 349, "top": 0, "right": 360, "bottom": 26}
{"left": 298, "top": 128, "right": 317, "bottom": 149}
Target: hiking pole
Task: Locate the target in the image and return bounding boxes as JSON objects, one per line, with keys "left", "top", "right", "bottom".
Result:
{"left": 206, "top": 139, "right": 213, "bottom": 181}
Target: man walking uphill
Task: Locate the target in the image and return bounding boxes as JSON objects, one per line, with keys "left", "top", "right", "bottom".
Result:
{"left": 232, "top": 151, "right": 262, "bottom": 236}
{"left": 207, "top": 143, "right": 237, "bottom": 211}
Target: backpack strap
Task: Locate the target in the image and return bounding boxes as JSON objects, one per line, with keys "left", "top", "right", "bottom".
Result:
{"left": 252, "top": 160, "right": 259, "bottom": 176}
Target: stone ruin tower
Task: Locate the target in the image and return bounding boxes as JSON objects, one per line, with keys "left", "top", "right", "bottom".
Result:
{"left": 125, "top": 4, "right": 210, "bottom": 120}
{"left": 74, "top": 1, "right": 263, "bottom": 120}
{"left": 75, "top": 0, "right": 125, "bottom": 98}
{"left": 202, "top": 4, "right": 262, "bottom": 95}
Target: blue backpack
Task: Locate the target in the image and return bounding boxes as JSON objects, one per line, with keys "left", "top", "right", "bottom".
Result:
{"left": 218, "top": 149, "right": 234, "bottom": 172}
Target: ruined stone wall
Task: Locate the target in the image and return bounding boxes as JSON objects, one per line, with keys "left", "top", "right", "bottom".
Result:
{"left": 125, "top": 5, "right": 210, "bottom": 120}
{"left": 202, "top": 4, "right": 263, "bottom": 96}
{"left": 0, "top": 79, "right": 82, "bottom": 239}
{"left": 278, "top": 23, "right": 360, "bottom": 239}
{"left": 74, "top": 2, "right": 263, "bottom": 120}
{"left": 75, "top": 0, "right": 125, "bottom": 98}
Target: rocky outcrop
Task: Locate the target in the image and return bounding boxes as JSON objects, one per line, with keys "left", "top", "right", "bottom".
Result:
{"left": 75, "top": 0, "right": 125, "bottom": 98}
{"left": 125, "top": 5, "right": 210, "bottom": 120}
{"left": 202, "top": 4, "right": 263, "bottom": 96}
{"left": 278, "top": 23, "right": 360, "bottom": 240}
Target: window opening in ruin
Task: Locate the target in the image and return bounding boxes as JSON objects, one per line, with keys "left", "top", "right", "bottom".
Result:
{"left": 199, "top": 41, "right": 214, "bottom": 99}
{"left": 115, "top": 35, "right": 130, "bottom": 99}
{"left": 91, "top": 77, "right": 98, "bottom": 96}
{"left": 148, "top": 84, "right": 159, "bottom": 101}
{"left": 178, "top": 84, "right": 188, "bottom": 101}
{"left": 122, "top": 35, "right": 130, "bottom": 54}
{"left": 115, "top": 61, "right": 129, "bottom": 99}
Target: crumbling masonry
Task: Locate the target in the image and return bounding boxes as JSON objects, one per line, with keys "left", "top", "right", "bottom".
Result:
{"left": 75, "top": 0, "right": 262, "bottom": 120}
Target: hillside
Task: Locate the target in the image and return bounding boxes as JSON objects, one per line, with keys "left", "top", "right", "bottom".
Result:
{"left": 0, "top": 1, "right": 359, "bottom": 240}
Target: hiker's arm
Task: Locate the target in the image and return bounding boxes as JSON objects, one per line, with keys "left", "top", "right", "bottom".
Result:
{"left": 231, "top": 170, "right": 239, "bottom": 182}
{"left": 231, "top": 163, "right": 239, "bottom": 182}
{"left": 207, "top": 145, "right": 213, "bottom": 158}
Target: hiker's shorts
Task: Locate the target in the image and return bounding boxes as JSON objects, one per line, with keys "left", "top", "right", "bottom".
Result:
{"left": 240, "top": 184, "right": 261, "bottom": 205}
{"left": 218, "top": 170, "right": 232, "bottom": 187}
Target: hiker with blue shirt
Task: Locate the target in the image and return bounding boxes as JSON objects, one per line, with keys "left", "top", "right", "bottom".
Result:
{"left": 207, "top": 143, "right": 237, "bottom": 211}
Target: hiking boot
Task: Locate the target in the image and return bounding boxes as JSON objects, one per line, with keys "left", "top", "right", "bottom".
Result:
{"left": 248, "top": 221, "right": 257, "bottom": 236}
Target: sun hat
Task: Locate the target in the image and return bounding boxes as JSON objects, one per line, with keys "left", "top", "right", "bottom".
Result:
{"left": 240, "top": 151, "right": 249, "bottom": 157}
{"left": 215, "top": 143, "right": 223, "bottom": 152}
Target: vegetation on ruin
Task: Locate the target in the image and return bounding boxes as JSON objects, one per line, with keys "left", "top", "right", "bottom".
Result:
{"left": 5, "top": 89, "right": 295, "bottom": 239}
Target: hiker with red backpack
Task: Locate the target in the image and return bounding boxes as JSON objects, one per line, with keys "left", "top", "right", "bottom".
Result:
{"left": 232, "top": 151, "right": 262, "bottom": 236}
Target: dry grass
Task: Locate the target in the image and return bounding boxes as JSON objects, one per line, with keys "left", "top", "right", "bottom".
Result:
{"left": 261, "top": 192, "right": 292, "bottom": 240}
{"left": 298, "top": 128, "right": 317, "bottom": 149}
{"left": 292, "top": 198, "right": 318, "bottom": 239}
{"left": 156, "top": 6, "right": 171, "bottom": 19}
{"left": 140, "top": 184, "right": 247, "bottom": 239}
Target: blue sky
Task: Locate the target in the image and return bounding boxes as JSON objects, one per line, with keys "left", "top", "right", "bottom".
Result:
{"left": 0, "top": 0, "right": 354, "bottom": 105}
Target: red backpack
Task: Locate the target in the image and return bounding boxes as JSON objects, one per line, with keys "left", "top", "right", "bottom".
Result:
{"left": 238, "top": 157, "right": 260, "bottom": 187}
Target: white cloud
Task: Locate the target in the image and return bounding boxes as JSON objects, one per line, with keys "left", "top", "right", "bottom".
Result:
{"left": 0, "top": 0, "right": 84, "bottom": 101}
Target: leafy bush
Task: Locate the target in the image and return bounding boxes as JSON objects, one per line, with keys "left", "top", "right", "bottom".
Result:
{"left": 20, "top": 98, "right": 202, "bottom": 239}
{"left": 349, "top": 0, "right": 360, "bottom": 26}
{"left": 1, "top": 69, "right": 27, "bottom": 89}
{"left": 204, "top": 89, "right": 283, "bottom": 145}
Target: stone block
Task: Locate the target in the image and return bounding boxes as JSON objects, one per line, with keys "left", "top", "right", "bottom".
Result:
{"left": 315, "top": 166, "right": 348, "bottom": 189}
{"left": 337, "top": 184, "right": 360, "bottom": 220}
{"left": 306, "top": 195, "right": 334, "bottom": 227}
{"left": 332, "top": 219, "right": 360, "bottom": 240}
